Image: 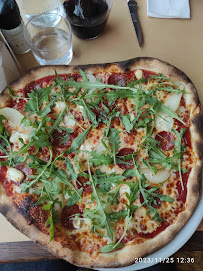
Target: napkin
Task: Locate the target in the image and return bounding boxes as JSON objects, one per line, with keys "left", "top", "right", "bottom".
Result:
{"left": 147, "top": 0, "right": 190, "bottom": 19}
{"left": 0, "top": 41, "right": 20, "bottom": 93}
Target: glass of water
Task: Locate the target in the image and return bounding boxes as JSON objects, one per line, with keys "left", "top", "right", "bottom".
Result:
{"left": 24, "top": 13, "right": 73, "bottom": 65}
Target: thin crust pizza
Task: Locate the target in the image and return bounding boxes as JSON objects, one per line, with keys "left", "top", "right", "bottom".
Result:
{"left": 0, "top": 57, "right": 202, "bottom": 268}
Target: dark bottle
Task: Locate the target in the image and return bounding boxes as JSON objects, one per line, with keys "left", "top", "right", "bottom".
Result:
{"left": 0, "top": 0, "right": 29, "bottom": 54}
{"left": 63, "top": 0, "right": 111, "bottom": 40}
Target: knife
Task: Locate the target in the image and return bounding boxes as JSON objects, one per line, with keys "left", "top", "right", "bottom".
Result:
{"left": 127, "top": 0, "right": 143, "bottom": 47}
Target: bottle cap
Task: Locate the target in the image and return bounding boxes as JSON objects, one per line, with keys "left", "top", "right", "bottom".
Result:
{"left": 0, "top": 0, "right": 22, "bottom": 30}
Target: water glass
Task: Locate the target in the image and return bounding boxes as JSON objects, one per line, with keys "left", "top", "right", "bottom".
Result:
{"left": 16, "top": 0, "right": 62, "bottom": 26}
{"left": 60, "top": 0, "right": 112, "bottom": 40}
{"left": 24, "top": 13, "right": 73, "bottom": 65}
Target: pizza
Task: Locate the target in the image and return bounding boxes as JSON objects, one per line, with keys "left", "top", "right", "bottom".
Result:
{"left": 0, "top": 57, "right": 202, "bottom": 268}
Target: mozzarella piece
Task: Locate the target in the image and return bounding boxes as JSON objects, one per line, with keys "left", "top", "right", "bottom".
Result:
{"left": 86, "top": 73, "right": 96, "bottom": 83}
{"left": 54, "top": 101, "right": 66, "bottom": 113}
{"left": 155, "top": 113, "right": 174, "bottom": 132}
{"left": 64, "top": 115, "right": 76, "bottom": 127}
{"left": 155, "top": 93, "right": 182, "bottom": 132}
{"left": 135, "top": 70, "right": 143, "bottom": 80}
{"left": 165, "top": 93, "right": 182, "bottom": 112}
{"left": 140, "top": 167, "right": 170, "bottom": 184}
{"left": 86, "top": 73, "right": 97, "bottom": 95}
{"left": 9, "top": 131, "right": 30, "bottom": 144}
{"left": 6, "top": 167, "right": 24, "bottom": 183}
{"left": 0, "top": 107, "right": 24, "bottom": 126}
{"left": 0, "top": 107, "right": 34, "bottom": 133}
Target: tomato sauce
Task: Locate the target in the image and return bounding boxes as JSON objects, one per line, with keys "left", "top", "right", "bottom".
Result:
{"left": 13, "top": 99, "right": 27, "bottom": 111}
{"left": 22, "top": 73, "right": 81, "bottom": 98}
{"left": 183, "top": 128, "right": 192, "bottom": 148}
{"left": 142, "top": 70, "right": 158, "bottom": 79}
{"left": 137, "top": 222, "right": 170, "bottom": 239}
{"left": 176, "top": 170, "right": 190, "bottom": 204}
{"left": 60, "top": 73, "right": 82, "bottom": 82}
{"left": 125, "top": 71, "right": 136, "bottom": 82}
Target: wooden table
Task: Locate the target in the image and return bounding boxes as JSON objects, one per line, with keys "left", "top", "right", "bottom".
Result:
{"left": 0, "top": 0, "right": 203, "bottom": 269}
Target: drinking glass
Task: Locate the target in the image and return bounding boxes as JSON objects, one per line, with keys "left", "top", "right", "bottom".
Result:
{"left": 16, "top": 0, "right": 62, "bottom": 26}
{"left": 24, "top": 13, "right": 73, "bottom": 65}
{"left": 60, "top": 0, "right": 112, "bottom": 40}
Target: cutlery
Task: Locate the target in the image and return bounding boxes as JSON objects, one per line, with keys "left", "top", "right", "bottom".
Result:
{"left": 127, "top": 0, "right": 143, "bottom": 47}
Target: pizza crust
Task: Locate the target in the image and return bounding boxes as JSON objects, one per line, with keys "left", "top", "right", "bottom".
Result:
{"left": 0, "top": 57, "right": 202, "bottom": 268}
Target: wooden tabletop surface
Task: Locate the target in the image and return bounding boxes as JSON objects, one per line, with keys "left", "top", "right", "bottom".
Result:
{"left": 0, "top": 0, "right": 202, "bottom": 267}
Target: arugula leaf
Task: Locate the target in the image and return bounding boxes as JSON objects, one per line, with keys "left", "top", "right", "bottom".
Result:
{"left": 107, "top": 185, "right": 121, "bottom": 205}
{"left": 8, "top": 86, "right": 30, "bottom": 100}
{"left": 80, "top": 99, "right": 98, "bottom": 127}
{"left": 65, "top": 157, "right": 77, "bottom": 180}
{"left": 0, "top": 115, "right": 6, "bottom": 135}
{"left": 21, "top": 147, "right": 53, "bottom": 191}
{"left": 42, "top": 201, "right": 59, "bottom": 241}
{"left": 109, "top": 210, "right": 128, "bottom": 222}
{"left": 100, "top": 242, "right": 124, "bottom": 253}
{"left": 67, "top": 125, "right": 92, "bottom": 153}
{"left": 173, "top": 128, "right": 186, "bottom": 190}
{"left": 48, "top": 108, "right": 67, "bottom": 135}
{"left": 86, "top": 158, "right": 114, "bottom": 241}
{"left": 100, "top": 215, "right": 131, "bottom": 253}
{"left": 66, "top": 187, "right": 83, "bottom": 208}
{"left": 25, "top": 86, "right": 53, "bottom": 113}
{"left": 150, "top": 73, "right": 172, "bottom": 83}
{"left": 142, "top": 136, "right": 182, "bottom": 172}
{"left": 53, "top": 168, "right": 81, "bottom": 198}
{"left": 109, "top": 128, "right": 120, "bottom": 164}
{"left": 94, "top": 170, "right": 125, "bottom": 193}
{"left": 90, "top": 151, "right": 113, "bottom": 166}
{"left": 159, "top": 104, "right": 186, "bottom": 125}
{"left": 120, "top": 115, "right": 133, "bottom": 133}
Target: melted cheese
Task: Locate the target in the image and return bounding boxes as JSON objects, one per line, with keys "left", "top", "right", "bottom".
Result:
{"left": 2, "top": 68, "right": 195, "bottom": 258}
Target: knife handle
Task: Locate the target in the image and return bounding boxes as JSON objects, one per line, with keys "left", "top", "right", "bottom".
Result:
{"left": 128, "top": 1, "right": 138, "bottom": 23}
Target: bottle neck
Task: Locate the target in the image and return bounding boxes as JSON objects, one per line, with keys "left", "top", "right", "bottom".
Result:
{"left": 0, "top": 0, "right": 22, "bottom": 30}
